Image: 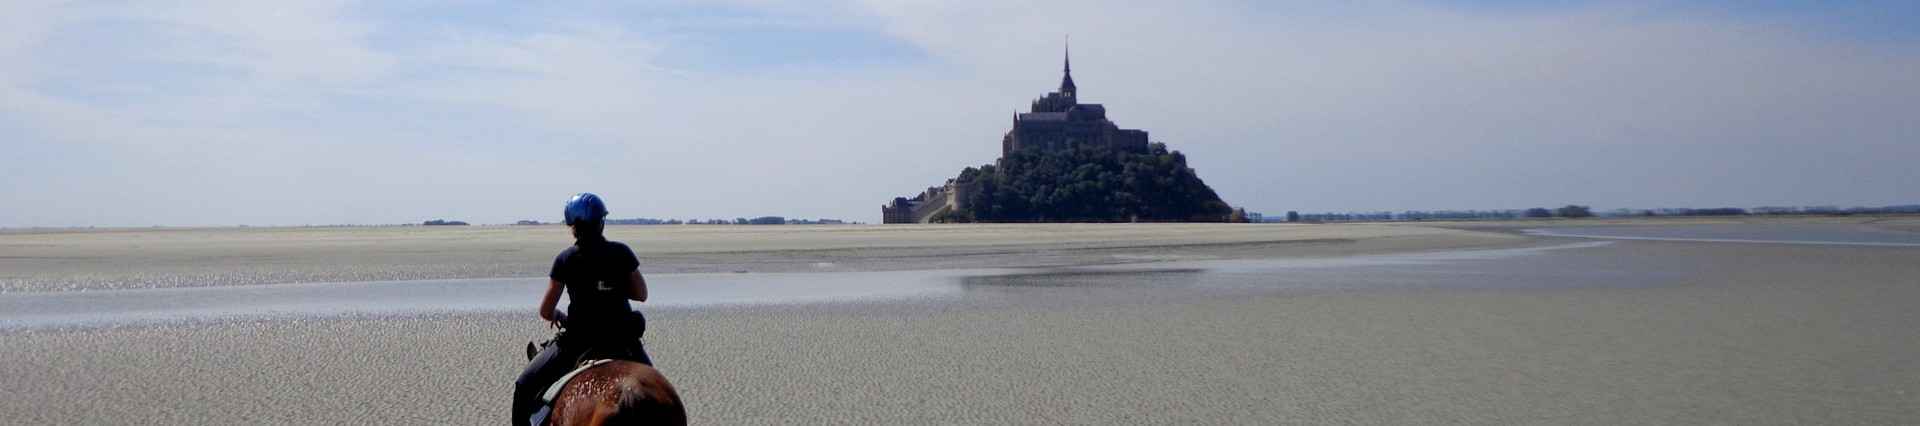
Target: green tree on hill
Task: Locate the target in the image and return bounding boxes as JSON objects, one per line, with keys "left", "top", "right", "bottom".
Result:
{"left": 944, "top": 142, "right": 1231, "bottom": 222}
{"left": 1556, "top": 205, "right": 1594, "bottom": 218}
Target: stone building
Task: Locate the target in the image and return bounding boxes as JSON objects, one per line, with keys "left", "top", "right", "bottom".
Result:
{"left": 881, "top": 180, "right": 972, "bottom": 224}
{"left": 1001, "top": 45, "right": 1149, "bottom": 156}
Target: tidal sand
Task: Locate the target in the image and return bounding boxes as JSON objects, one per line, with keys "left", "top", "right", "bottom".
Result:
{"left": 2, "top": 222, "right": 1917, "bottom": 424}
{"left": 0, "top": 223, "right": 1514, "bottom": 292}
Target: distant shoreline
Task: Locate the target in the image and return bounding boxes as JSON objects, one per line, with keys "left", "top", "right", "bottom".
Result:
{"left": 6, "top": 212, "right": 1916, "bottom": 233}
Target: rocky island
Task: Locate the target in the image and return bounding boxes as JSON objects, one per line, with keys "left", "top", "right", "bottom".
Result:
{"left": 883, "top": 47, "right": 1232, "bottom": 223}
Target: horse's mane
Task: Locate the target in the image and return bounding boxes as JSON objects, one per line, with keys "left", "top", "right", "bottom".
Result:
{"left": 608, "top": 363, "right": 683, "bottom": 423}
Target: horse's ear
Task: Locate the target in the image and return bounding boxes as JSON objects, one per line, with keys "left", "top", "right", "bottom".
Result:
{"left": 526, "top": 342, "right": 539, "bottom": 360}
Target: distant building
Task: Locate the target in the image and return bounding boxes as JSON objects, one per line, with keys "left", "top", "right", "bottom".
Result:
{"left": 882, "top": 197, "right": 917, "bottom": 224}
{"left": 1000, "top": 44, "right": 1149, "bottom": 156}
{"left": 881, "top": 181, "right": 973, "bottom": 224}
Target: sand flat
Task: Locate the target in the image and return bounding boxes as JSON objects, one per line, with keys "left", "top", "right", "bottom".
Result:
{"left": 4, "top": 222, "right": 1918, "bottom": 424}
{"left": 0, "top": 223, "right": 1518, "bottom": 292}
{"left": 2, "top": 238, "right": 1917, "bottom": 424}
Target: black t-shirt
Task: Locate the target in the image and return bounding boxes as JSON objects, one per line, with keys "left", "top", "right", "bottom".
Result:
{"left": 549, "top": 239, "right": 640, "bottom": 334}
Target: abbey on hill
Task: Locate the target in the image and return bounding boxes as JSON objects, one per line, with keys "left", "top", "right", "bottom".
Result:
{"left": 1000, "top": 47, "right": 1149, "bottom": 156}
{"left": 883, "top": 46, "right": 1233, "bottom": 224}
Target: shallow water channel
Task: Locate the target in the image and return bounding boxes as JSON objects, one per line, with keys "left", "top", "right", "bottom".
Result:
{"left": 0, "top": 241, "right": 1613, "bottom": 329}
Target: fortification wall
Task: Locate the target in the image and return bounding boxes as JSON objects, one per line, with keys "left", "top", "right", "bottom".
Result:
{"left": 910, "top": 186, "right": 961, "bottom": 223}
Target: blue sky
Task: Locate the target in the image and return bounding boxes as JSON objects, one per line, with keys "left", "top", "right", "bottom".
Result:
{"left": 2, "top": 1, "right": 1916, "bottom": 226}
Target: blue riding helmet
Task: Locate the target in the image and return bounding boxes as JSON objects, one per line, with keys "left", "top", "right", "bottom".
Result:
{"left": 563, "top": 193, "right": 609, "bottom": 225}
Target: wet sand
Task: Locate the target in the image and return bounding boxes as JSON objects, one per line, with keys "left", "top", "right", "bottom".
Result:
{"left": 1867, "top": 217, "right": 1920, "bottom": 233}
{"left": 0, "top": 223, "right": 1515, "bottom": 292}
{"left": 3, "top": 223, "right": 1918, "bottom": 424}
{"left": 1414, "top": 214, "right": 1920, "bottom": 233}
{"left": 1524, "top": 224, "right": 1920, "bottom": 247}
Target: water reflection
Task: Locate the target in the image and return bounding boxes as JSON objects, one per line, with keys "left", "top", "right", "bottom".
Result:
{"left": 961, "top": 268, "right": 1207, "bottom": 289}
{"left": 0, "top": 242, "right": 1622, "bottom": 330}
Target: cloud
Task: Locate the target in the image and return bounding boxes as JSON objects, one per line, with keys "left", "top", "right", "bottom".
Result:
{"left": 860, "top": 1, "right": 1920, "bottom": 212}
{"left": 1, "top": 1, "right": 1915, "bottom": 226}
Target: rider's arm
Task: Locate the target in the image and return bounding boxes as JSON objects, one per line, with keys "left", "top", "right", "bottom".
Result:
{"left": 629, "top": 270, "right": 648, "bottom": 302}
{"left": 539, "top": 279, "right": 565, "bottom": 322}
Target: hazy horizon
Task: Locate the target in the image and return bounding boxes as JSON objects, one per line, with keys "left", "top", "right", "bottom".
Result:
{"left": 4, "top": 1, "right": 1916, "bottom": 227}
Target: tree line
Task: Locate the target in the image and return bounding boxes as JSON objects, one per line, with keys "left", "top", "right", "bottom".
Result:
{"left": 1524, "top": 205, "right": 1593, "bottom": 218}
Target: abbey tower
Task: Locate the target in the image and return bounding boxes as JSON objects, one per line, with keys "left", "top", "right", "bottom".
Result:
{"left": 1000, "top": 43, "right": 1150, "bottom": 156}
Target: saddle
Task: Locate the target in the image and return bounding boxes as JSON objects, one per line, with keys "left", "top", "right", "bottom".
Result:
{"left": 529, "top": 359, "right": 615, "bottom": 426}
{"left": 543, "top": 359, "right": 616, "bottom": 403}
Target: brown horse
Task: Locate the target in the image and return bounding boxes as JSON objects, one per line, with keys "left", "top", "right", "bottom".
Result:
{"left": 545, "top": 360, "right": 687, "bottom": 425}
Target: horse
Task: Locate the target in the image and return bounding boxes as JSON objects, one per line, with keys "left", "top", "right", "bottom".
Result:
{"left": 543, "top": 359, "right": 686, "bottom": 425}
{"left": 525, "top": 332, "right": 687, "bottom": 426}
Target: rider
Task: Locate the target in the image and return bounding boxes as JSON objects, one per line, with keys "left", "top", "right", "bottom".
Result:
{"left": 513, "top": 192, "right": 654, "bottom": 425}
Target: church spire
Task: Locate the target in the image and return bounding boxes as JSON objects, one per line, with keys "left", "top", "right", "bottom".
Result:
{"left": 1064, "top": 36, "right": 1071, "bottom": 73}
{"left": 1059, "top": 36, "right": 1076, "bottom": 97}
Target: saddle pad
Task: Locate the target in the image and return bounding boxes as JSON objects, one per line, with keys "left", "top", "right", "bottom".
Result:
{"left": 542, "top": 359, "right": 616, "bottom": 403}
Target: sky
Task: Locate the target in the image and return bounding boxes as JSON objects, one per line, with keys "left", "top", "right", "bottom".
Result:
{"left": 2, "top": 1, "right": 1916, "bottom": 227}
